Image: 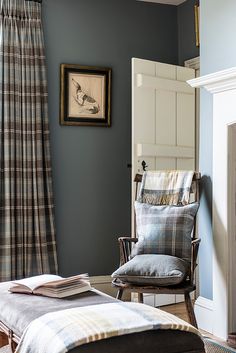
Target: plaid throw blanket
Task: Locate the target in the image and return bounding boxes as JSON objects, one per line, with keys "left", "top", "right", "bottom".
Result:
{"left": 16, "top": 302, "right": 201, "bottom": 353}
{"left": 138, "top": 170, "right": 194, "bottom": 205}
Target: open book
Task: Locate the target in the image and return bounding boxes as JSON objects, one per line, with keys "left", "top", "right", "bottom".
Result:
{"left": 9, "top": 274, "right": 91, "bottom": 298}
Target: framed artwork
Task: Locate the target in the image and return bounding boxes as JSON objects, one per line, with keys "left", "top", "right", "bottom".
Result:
{"left": 194, "top": 2, "right": 200, "bottom": 47}
{"left": 60, "top": 64, "right": 111, "bottom": 127}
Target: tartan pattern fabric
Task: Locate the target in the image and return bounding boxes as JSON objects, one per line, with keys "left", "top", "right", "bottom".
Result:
{"left": 131, "top": 202, "right": 199, "bottom": 262}
{"left": 138, "top": 170, "right": 194, "bottom": 206}
{"left": 15, "top": 302, "right": 201, "bottom": 353}
{"left": 0, "top": 0, "right": 58, "bottom": 281}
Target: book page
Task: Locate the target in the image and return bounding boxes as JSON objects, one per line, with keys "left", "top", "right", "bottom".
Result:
{"left": 42, "top": 274, "right": 89, "bottom": 288}
{"left": 35, "top": 282, "right": 91, "bottom": 298}
{"left": 11, "top": 274, "right": 62, "bottom": 291}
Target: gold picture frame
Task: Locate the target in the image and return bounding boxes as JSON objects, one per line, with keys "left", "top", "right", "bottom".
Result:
{"left": 60, "top": 64, "right": 111, "bottom": 127}
{"left": 194, "top": 3, "right": 200, "bottom": 47}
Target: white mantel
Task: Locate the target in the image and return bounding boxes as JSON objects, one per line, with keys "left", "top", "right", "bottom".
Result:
{"left": 188, "top": 67, "right": 236, "bottom": 94}
{"left": 188, "top": 67, "right": 236, "bottom": 340}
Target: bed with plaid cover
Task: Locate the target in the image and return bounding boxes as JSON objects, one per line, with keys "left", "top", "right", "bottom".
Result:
{"left": 0, "top": 282, "right": 205, "bottom": 353}
{"left": 15, "top": 302, "right": 202, "bottom": 353}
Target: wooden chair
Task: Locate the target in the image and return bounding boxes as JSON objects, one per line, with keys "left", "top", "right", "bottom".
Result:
{"left": 112, "top": 172, "right": 201, "bottom": 328}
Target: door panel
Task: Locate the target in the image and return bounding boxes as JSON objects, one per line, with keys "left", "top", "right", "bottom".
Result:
{"left": 177, "top": 93, "right": 195, "bottom": 148}
{"left": 156, "top": 157, "right": 176, "bottom": 170}
{"left": 132, "top": 57, "right": 195, "bottom": 180}
{"left": 156, "top": 91, "right": 176, "bottom": 146}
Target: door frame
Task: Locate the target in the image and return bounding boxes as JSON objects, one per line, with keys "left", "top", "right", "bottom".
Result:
{"left": 185, "top": 57, "right": 200, "bottom": 171}
{"left": 185, "top": 56, "right": 200, "bottom": 299}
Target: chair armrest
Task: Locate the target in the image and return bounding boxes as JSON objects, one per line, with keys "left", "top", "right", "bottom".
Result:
{"left": 118, "top": 237, "right": 138, "bottom": 265}
{"left": 190, "top": 238, "right": 201, "bottom": 282}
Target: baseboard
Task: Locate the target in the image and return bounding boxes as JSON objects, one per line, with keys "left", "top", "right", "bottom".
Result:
{"left": 90, "top": 275, "right": 112, "bottom": 285}
{"left": 90, "top": 275, "right": 115, "bottom": 297}
{"left": 194, "top": 296, "right": 213, "bottom": 334}
{"left": 90, "top": 275, "right": 130, "bottom": 301}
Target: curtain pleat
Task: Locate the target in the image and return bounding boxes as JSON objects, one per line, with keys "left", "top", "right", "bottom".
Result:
{"left": 0, "top": 0, "right": 58, "bottom": 280}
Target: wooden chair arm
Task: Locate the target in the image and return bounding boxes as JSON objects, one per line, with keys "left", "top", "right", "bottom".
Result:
{"left": 118, "top": 237, "right": 138, "bottom": 265}
{"left": 190, "top": 238, "right": 201, "bottom": 283}
{"left": 118, "top": 237, "right": 138, "bottom": 243}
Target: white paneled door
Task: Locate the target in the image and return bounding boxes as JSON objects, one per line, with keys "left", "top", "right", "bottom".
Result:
{"left": 132, "top": 58, "right": 196, "bottom": 306}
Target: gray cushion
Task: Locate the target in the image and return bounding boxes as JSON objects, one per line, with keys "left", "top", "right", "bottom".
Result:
{"left": 112, "top": 254, "right": 190, "bottom": 286}
{"left": 131, "top": 202, "right": 199, "bottom": 262}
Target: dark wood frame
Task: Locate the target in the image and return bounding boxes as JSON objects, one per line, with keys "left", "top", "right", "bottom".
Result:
{"left": 112, "top": 172, "right": 201, "bottom": 328}
{"left": 60, "top": 64, "right": 111, "bottom": 127}
{"left": 0, "top": 321, "right": 19, "bottom": 352}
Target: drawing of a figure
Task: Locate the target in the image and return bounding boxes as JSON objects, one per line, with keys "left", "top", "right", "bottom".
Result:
{"left": 72, "top": 78, "right": 100, "bottom": 115}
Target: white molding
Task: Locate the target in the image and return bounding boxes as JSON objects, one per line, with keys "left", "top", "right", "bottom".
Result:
{"left": 135, "top": 293, "right": 185, "bottom": 307}
{"left": 184, "top": 57, "right": 200, "bottom": 70}
{"left": 211, "top": 93, "right": 236, "bottom": 339}
{"left": 228, "top": 124, "right": 236, "bottom": 332}
{"left": 137, "top": 143, "right": 194, "bottom": 159}
{"left": 189, "top": 66, "right": 236, "bottom": 339}
{"left": 194, "top": 296, "right": 213, "bottom": 334}
{"left": 193, "top": 67, "right": 236, "bottom": 339}
{"left": 136, "top": 73, "right": 194, "bottom": 94}
{"left": 187, "top": 67, "right": 236, "bottom": 94}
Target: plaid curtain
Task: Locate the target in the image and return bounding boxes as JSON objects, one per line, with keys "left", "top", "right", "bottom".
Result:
{"left": 0, "top": 0, "right": 58, "bottom": 281}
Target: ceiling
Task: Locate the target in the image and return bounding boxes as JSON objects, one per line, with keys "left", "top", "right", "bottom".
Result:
{"left": 138, "top": 0, "right": 187, "bottom": 5}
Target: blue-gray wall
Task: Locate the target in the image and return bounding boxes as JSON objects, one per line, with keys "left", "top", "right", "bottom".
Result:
{"left": 42, "top": 0, "right": 178, "bottom": 277}
{"left": 177, "top": 0, "right": 199, "bottom": 65}
{"left": 199, "top": 0, "right": 236, "bottom": 300}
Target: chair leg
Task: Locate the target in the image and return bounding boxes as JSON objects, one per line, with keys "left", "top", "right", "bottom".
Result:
{"left": 138, "top": 293, "right": 144, "bottom": 303}
{"left": 116, "top": 289, "right": 124, "bottom": 300}
{"left": 184, "top": 292, "right": 198, "bottom": 328}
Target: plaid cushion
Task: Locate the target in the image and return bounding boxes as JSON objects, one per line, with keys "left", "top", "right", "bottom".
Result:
{"left": 131, "top": 202, "right": 199, "bottom": 262}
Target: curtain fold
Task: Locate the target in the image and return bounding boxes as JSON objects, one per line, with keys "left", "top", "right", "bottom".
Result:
{"left": 0, "top": 0, "right": 58, "bottom": 281}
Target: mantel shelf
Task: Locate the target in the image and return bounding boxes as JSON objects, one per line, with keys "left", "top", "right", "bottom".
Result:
{"left": 187, "top": 67, "right": 236, "bottom": 94}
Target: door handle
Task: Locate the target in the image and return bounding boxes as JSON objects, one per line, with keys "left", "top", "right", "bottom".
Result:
{"left": 142, "top": 160, "right": 148, "bottom": 171}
